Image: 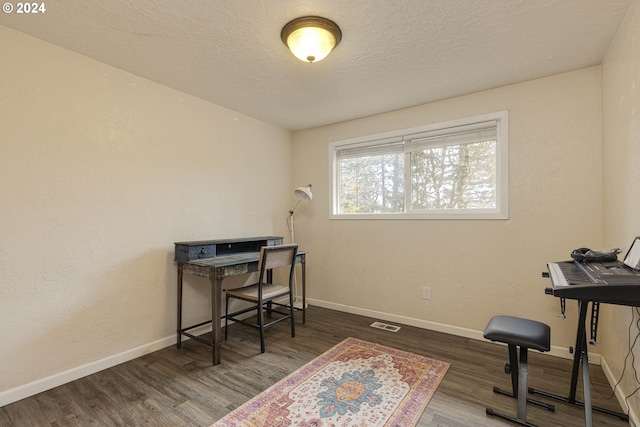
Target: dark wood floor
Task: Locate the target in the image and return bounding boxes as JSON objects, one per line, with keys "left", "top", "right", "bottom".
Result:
{"left": 0, "top": 306, "right": 630, "bottom": 426}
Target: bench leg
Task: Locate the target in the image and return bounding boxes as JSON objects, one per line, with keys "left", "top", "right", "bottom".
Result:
{"left": 517, "top": 346, "right": 528, "bottom": 420}
{"left": 487, "top": 345, "right": 554, "bottom": 427}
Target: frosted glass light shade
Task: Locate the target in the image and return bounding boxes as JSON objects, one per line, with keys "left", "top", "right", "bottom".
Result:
{"left": 281, "top": 16, "right": 342, "bottom": 63}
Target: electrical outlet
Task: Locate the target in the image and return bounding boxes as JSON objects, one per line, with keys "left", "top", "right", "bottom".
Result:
{"left": 422, "top": 287, "right": 431, "bottom": 300}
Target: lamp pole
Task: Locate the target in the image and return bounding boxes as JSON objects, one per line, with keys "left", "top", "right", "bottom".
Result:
{"left": 288, "top": 185, "right": 312, "bottom": 309}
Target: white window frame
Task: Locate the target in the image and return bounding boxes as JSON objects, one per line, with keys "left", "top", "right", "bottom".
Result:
{"left": 329, "top": 111, "right": 509, "bottom": 220}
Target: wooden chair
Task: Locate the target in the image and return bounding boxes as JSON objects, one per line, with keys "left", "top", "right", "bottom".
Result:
{"left": 224, "top": 244, "right": 298, "bottom": 353}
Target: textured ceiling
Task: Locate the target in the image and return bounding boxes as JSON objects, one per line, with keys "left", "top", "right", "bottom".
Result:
{"left": 0, "top": 0, "right": 632, "bottom": 131}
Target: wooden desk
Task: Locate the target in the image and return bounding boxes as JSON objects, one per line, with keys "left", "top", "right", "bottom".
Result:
{"left": 175, "top": 237, "right": 306, "bottom": 365}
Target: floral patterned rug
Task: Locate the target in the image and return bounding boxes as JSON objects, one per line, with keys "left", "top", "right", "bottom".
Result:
{"left": 212, "top": 337, "right": 450, "bottom": 427}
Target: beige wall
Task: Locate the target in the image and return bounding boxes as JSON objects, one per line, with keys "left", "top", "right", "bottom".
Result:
{"left": 3, "top": 2, "right": 638, "bottom": 415}
{"left": 293, "top": 67, "right": 603, "bottom": 351}
{"left": 0, "top": 26, "right": 293, "bottom": 403}
{"left": 602, "top": 0, "right": 640, "bottom": 418}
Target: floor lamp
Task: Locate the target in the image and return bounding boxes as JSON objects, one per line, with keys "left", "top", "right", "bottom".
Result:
{"left": 288, "top": 184, "right": 312, "bottom": 308}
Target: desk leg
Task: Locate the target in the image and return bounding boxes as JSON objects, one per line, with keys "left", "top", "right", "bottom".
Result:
{"left": 210, "top": 269, "right": 222, "bottom": 365}
{"left": 301, "top": 255, "right": 306, "bottom": 324}
{"left": 177, "top": 264, "right": 183, "bottom": 349}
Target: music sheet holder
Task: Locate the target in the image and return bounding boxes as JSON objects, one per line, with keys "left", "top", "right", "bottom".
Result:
{"left": 622, "top": 236, "right": 640, "bottom": 271}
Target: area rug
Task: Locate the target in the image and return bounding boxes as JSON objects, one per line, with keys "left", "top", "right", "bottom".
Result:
{"left": 212, "top": 337, "right": 450, "bottom": 427}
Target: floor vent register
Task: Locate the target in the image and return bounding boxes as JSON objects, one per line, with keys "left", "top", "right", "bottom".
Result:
{"left": 370, "top": 321, "right": 401, "bottom": 332}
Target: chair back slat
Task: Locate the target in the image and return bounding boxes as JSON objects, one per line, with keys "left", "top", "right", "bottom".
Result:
{"left": 259, "top": 244, "right": 298, "bottom": 271}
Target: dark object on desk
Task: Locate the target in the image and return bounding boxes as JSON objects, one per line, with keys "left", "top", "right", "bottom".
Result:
{"left": 174, "top": 236, "right": 307, "bottom": 365}
{"left": 484, "top": 315, "right": 554, "bottom": 427}
{"left": 225, "top": 244, "right": 298, "bottom": 353}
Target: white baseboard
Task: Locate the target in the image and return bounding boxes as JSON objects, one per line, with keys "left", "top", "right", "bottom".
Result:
{"left": 1, "top": 300, "right": 618, "bottom": 413}
{"left": 600, "top": 356, "right": 639, "bottom": 424}
{"left": 0, "top": 323, "right": 213, "bottom": 408}
{"left": 307, "top": 298, "right": 600, "bottom": 363}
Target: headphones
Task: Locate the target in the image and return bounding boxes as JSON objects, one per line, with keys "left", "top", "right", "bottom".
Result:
{"left": 571, "top": 247, "right": 619, "bottom": 263}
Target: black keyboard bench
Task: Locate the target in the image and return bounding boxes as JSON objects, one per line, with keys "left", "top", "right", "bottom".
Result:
{"left": 484, "top": 315, "right": 555, "bottom": 427}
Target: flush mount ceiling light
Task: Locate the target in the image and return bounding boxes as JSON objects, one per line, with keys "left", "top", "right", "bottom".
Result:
{"left": 281, "top": 16, "right": 342, "bottom": 63}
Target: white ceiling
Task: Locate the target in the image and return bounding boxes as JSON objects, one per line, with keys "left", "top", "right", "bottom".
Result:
{"left": 0, "top": 0, "right": 632, "bottom": 131}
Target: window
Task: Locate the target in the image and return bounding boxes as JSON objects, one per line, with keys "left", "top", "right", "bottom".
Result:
{"left": 329, "top": 111, "right": 508, "bottom": 219}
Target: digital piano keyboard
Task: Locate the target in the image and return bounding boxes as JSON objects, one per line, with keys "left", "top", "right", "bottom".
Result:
{"left": 545, "top": 260, "right": 640, "bottom": 306}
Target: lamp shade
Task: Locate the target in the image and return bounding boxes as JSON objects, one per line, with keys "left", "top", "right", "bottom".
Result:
{"left": 281, "top": 16, "right": 342, "bottom": 63}
{"left": 295, "top": 185, "right": 313, "bottom": 202}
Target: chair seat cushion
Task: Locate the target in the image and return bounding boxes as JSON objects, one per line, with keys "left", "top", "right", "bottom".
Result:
{"left": 483, "top": 315, "right": 551, "bottom": 352}
{"left": 225, "top": 283, "right": 290, "bottom": 302}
